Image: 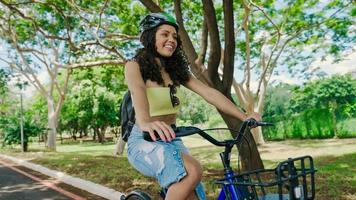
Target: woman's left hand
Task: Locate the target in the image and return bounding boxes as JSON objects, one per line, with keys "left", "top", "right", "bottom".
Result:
{"left": 246, "top": 112, "right": 262, "bottom": 122}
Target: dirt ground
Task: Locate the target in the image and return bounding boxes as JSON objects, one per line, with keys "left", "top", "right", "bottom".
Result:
{"left": 258, "top": 137, "right": 356, "bottom": 160}
{"left": 183, "top": 137, "right": 356, "bottom": 161}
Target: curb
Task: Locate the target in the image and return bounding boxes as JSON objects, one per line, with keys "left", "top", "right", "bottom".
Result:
{"left": 0, "top": 153, "right": 125, "bottom": 200}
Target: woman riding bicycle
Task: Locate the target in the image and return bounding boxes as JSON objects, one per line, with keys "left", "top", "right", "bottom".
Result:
{"left": 125, "top": 12, "right": 261, "bottom": 200}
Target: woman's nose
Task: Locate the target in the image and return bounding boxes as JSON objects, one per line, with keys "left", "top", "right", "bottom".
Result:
{"left": 168, "top": 35, "right": 176, "bottom": 42}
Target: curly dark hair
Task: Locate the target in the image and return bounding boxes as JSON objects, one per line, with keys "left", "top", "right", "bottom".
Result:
{"left": 132, "top": 26, "right": 190, "bottom": 86}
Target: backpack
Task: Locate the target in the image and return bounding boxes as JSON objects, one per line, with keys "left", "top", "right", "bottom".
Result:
{"left": 119, "top": 91, "right": 135, "bottom": 142}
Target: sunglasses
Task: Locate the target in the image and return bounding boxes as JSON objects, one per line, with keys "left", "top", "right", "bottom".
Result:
{"left": 168, "top": 84, "right": 180, "bottom": 107}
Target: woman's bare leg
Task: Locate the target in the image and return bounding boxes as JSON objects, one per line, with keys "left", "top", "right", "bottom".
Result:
{"left": 165, "top": 153, "right": 202, "bottom": 200}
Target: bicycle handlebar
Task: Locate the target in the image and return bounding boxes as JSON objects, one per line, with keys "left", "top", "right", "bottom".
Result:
{"left": 143, "top": 119, "right": 273, "bottom": 146}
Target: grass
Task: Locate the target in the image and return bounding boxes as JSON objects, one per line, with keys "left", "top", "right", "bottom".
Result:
{"left": 314, "top": 153, "right": 356, "bottom": 200}
{"left": 1, "top": 140, "right": 355, "bottom": 200}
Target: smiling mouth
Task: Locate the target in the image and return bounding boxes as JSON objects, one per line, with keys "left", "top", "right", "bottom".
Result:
{"left": 164, "top": 45, "right": 175, "bottom": 51}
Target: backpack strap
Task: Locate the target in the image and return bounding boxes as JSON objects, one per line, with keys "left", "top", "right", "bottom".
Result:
{"left": 124, "top": 91, "right": 136, "bottom": 141}
{"left": 128, "top": 104, "right": 136, "bottom": 126}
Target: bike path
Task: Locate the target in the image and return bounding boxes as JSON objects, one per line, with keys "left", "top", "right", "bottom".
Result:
{"left": 0, "top": 154, "right": 122, "bottom": 200}
{"left": 0, "top": 161, "right": 74, "bottom": 200}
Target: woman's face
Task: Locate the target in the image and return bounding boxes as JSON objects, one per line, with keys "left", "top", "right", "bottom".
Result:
{"left": 155, "top": 24, "right": 178, "bottom": 57}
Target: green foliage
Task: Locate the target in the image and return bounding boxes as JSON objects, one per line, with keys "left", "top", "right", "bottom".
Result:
{"left": 27, "top": 95, "right": 48, "bottom": 130}
{"left": 337, "top": 118, "right": 356, "bottom": 138}
{"left": 234, "top": 0, "right": 354, "bottom": 76}
{"left": 178, "top": 88, "right": 223, "bottom": 126}
{"left": 59, "top": 66, "right": 126, "bottom": 137}
{"left": 0, "top": 69, "right": 9, "bottom": 96}
{"left": 263, "top": 75, "right": 356, "bottom": 140}
{"left": 1, "top": 0, "right": 143, "bottom": 70}
{"left": 1, "top": 114, "right": 45, "bottom": 146}
{"left": 290, "top": 74, "right": 356, "bottom": 115}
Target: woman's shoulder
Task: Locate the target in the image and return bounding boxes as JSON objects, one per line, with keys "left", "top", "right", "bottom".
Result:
{"left": 125, "top": 58, "right": 140, "bottom": 67}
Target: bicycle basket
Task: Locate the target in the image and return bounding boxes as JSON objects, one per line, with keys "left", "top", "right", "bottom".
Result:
{"left": 215, "top": 155, "right": 317, "bottom": 200}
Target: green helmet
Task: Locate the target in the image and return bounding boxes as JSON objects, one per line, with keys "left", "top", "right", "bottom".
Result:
{"left": 139, "top": 12, "right": 179, "bottom": 33}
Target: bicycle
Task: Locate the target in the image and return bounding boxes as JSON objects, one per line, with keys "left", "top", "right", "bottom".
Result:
{"left": 123, "top": 119, "right": 317, "bottom": 200}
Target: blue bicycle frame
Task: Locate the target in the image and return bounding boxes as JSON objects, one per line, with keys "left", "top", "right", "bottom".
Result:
{"left": 217, "top": 170, "right": 239, "bottom": 200}
{"left": 216, "top": 143, "right": 249, "bottom": 200}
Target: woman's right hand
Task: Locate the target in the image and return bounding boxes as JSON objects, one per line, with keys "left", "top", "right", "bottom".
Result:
{"left": 140, "top": 121, "right": 176, "bottom": 142}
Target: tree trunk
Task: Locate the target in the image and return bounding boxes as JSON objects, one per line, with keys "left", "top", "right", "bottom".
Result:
{"left": 47, "top": 98, "right": 58, "bottom": 151}
{"left": 330, "top": 100, "right": 338, "bottom": 138}
{"left": 59, "top": 130, "right": 63, "bottom": 144}
{"left": 93, "top": 127, "right": 97, "bottom": 141}
{"left": 219, "top": 111, "right": 264, "bottom": 171}
{"left": 97, "top": 127, "right": 106, "bottom": 143}
{"left": 251, "top": 127, "right": 264, "bottom": 145}
{"left": 24, "top": 142, "right": 28, "bottom": 152}
{"left": 115, "top": 135, "right": 126, "bottom": 155}
{"left": 248, "top": 99, "right": 265, "bottom": 145}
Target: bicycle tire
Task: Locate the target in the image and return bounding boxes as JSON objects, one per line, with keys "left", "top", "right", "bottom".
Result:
{"left": 125, "top": 190, "right": 151, "bottom": 200}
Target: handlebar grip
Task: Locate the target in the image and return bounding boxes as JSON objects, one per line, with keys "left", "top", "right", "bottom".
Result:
{"left": 142, "top": 126, "right": 201, "bottom": 142}
{"left": 246, "top": 118, "right": 274, "bottom": 127}
{"left": 257, "top": 122, "right": 274, "bottom": 126}
{"left": 142, "top": 131, "right": 160, "bottom": 142}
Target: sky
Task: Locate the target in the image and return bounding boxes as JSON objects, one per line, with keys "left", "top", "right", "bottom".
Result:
{"left": 268, "top": 52, "right": 356, "bottom": 86}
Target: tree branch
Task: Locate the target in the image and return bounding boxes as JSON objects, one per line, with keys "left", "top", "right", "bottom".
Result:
{"left": 139, "top": 0, "right": 162, "bottom": 12}
{"left": 242, "top": 0, "right": 251, "bottom": 92}
{"left": 233, "top": 79, "right": 248, "bottom": 109}
{"left": 0, "top": 0, "right": 68, "bottom": 41}
{"left": 222, "top": 0, "right": 235, "bottom": 95}
{"left": 56, "top": 60, "right": 125, "bottom": 69}
{"left": 249, "top": 0, "right": 281, "bottom": 36}
{"left": 173, "top": 0, "right": 211, "bottom": 85}
{"left": 196, "top": 16, "right": 208, "bottom": 68}
{"left": 96, "top": 0, "right": 110, "bottom": 36}
{"left": 202, "top": 0, "right": 221, "bottom": 88}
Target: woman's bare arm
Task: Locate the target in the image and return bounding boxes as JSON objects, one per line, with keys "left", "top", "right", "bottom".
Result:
{"left": 185, "top": 75, "right": 261, "bottom": 121}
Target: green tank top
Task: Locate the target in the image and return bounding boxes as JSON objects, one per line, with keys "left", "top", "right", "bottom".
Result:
{"left": 146, "top": 86, "right": 183, "bottom": 117}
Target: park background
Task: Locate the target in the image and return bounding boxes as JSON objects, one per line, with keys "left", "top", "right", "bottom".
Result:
{"left": 0, "top": 0, "right": 355, "bottom": 199}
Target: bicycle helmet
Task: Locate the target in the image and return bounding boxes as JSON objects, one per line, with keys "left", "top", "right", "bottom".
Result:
{"left": 139, "top": 12, "right": 179, "bottom": 33}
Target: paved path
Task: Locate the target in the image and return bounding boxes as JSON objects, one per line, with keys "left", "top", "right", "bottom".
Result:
{"left": 0, "top": 158, "right": 112, "bottom": 200}
{"left": 0, "top": 154, "right": 124, "bottom": 200}
{"left": 0, "top": 161, "right": 77, "bottom": 200}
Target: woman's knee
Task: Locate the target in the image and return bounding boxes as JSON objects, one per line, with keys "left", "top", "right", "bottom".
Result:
{"left": 182, "top": 154, "right": 203, "bottom": 183}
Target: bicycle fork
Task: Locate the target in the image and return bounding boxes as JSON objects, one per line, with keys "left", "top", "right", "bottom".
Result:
{"left": 217, "top": 147, "right": 246, "bottom": 200}
{"left": 217, "top": 170, "right": 241, "bottom": 200}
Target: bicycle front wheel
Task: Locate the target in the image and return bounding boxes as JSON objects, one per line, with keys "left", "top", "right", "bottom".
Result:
{"left": 125, "top": 190, "right": 152, "bottom": 200}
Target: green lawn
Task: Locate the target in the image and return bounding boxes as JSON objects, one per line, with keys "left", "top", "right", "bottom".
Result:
{"left": 1, "top": 141, "right": 355, "bottom": 200}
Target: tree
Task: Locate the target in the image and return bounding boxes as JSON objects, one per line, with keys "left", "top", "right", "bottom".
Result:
{"left": 0, "top": 1, "right": 139, "bottom": 150}
{"left": 138, "top": 0, "right": 355, "bottom": 170}
{"left": 0, "top": 69, "right": 9, "bottom": 96}
{"left": 1, "top": 111, "right": 45, "bottom": 151}
{"left": 0, "top": 69, "right": 10, "bottom": 115}
{"left": 290, "top": 75, "right": 356, "bottom": 137}
{"left": 179, "top": 88, "right": 218, "bottom": 125}
{"left": 60, "top": 66, "right": 126, "bottom": 142}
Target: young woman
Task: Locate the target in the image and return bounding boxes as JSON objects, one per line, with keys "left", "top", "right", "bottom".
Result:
{"left": 125, "top": 12, "right": 260, "bottom": 200}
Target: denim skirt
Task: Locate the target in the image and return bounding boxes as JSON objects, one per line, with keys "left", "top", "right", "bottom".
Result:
{"left": 127, "top": 124, "right": 206, "bottom": 200}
